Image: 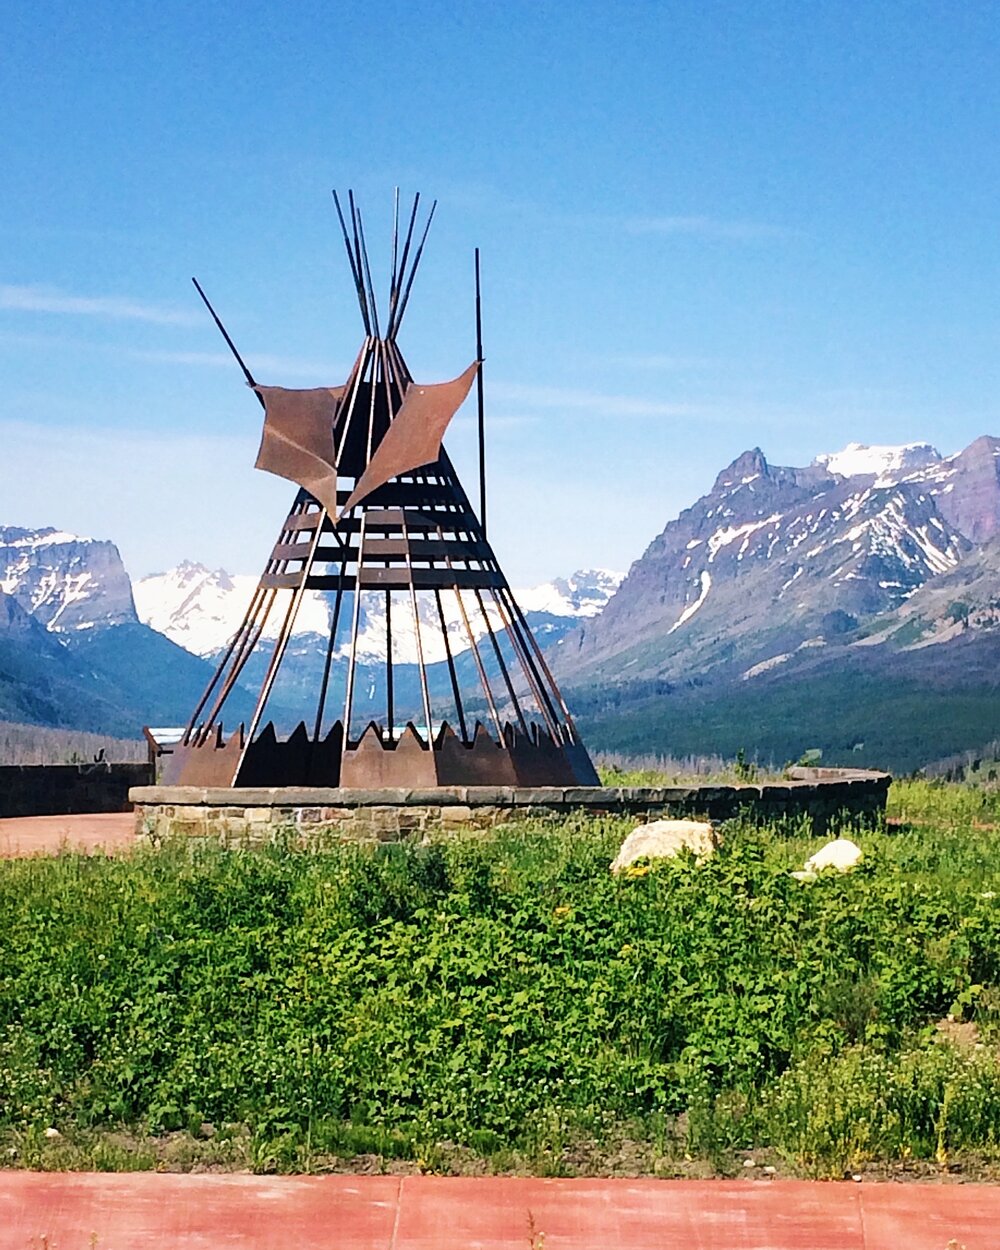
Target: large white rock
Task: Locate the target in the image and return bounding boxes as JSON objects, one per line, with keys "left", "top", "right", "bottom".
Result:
{"left": 792, "top": 837, "right": 863, "bottom": 881}
{"left": 611, "top": 820, "right": 716, "bottom": 873}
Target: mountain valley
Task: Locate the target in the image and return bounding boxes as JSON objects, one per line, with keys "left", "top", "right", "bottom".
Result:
{"left": 4, "top": 436, "right": 1000, "bottom": 772}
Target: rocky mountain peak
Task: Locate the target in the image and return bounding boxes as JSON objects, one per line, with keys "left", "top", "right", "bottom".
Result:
{"left": 713, "top": 447, "right": 770, "bottom": 492}
{"left": 558, "top": 436, "right": 994, "bottom": 685}
{"left": 0, "top": 526, "right": 137, "bottom": 633}
{"left": 905, "top": 435, "right": 1000, "bottom": 545}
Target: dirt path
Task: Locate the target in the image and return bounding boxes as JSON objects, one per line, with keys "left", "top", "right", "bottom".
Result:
{"left": 0, "top": 812, "right": 136, "bottom": 857}
{"left": 2, "top": 1172, "right": 998, "bottom": 1249}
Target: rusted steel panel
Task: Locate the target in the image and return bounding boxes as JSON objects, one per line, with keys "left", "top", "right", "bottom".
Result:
{"left": 235, "top": 722, "right": 343, "bottom": 787}
{"left": 434, "top": 722, "right": 518, "bottom": 786}
{"left": 341, "top": 362, "right": 480, "bottom": 514}
{"left": 269, "top": 540, "right": 320, "bottom": 562}
{"left": 253, "top": 386, "right": 345, "bottom": 517}
{"left": 340, "top": 723, "right": 438, "bottom": 788}
{"left": 163, "top": 726, "right": 244, "bottom": 787}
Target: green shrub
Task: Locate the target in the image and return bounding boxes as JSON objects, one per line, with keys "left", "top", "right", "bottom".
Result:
{"left": 1, "top": 786, "right": 999, "bottom": 1174}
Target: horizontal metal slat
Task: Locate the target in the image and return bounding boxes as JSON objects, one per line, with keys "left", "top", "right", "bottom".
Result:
{"left": 364, "top": 482, "right": 461, "bottom": 507}
{"left": 259, "top": 573, "right": 307, "bottom": 589}
{"left": 270, "top": 540, "right": 321, "bottom": 562}
{"left": 362, "top": 507, "right": 476, "bottom": 531}
{"left": 278, "top": 513, "right": 323, "bottom": 532}
{"left": 361, "top": 537, "right": 492, "bottom": 562}
{"left": 357, "top": 567, "right": 504, "bottom": 590}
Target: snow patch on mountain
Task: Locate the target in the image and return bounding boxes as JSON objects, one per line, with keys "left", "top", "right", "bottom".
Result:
{"left": 669, "top": 570, "right": 711, "bottom": 634}
{"left": 707, "top": 515, "right": 782, "bottom": 563}
{"left": 813, "top": 442, "right": 941, "bottom": 483}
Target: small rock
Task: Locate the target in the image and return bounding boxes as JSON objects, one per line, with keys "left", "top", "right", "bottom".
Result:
{"left": 43, "top": 1127, "right": 62, "bottom": 1140}
{"left": 743, "top": 1158, "right": 756, "bottom": 1169}
{"left": 852, "top": 1173, "right": 863, "bottom": 1183}
{"left": 611, "top": 820, "right": 716, "bottom": 873}
{"left": 762, "top": 1166, "right": 776, "bottom": 1176}
{"left": 793, "top": 838, "right": 863, "bottom": 880}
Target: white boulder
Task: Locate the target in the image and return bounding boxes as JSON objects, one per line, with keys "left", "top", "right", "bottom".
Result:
{"left": 611, "top": 820, "right": 716, "bottom": 873}
{"left": 792, "top": 837, "right": 863, "bottom": 881}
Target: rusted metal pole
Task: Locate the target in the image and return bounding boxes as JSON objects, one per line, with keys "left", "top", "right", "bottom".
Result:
{"left": 388, "top": 193, "right": 420, "bottom": 336}
{"left": 332, "top": 190, "right": 371, "bottom": 335}
{"left": 313, "top": 537, "right": 351, "bottom": 742}
{"left": 391, "top": 199, "right": 436, "bottom": 338}
{"left": 355, "top": 206, "right": 381, "bottom": 340}
{"left": 400, "top": 508, "right": 434, "bottom": 740}
{"left": 389, "top": 186, "right": 400, "bottom": 314}
{"left": 241, "top": 505, "right": 329, "bottom": 750}
{"left": 385, "top": 590, "right": 394, "bottom": 742}
{"left": 191, "top": 278, "right": 263, "bottom": 406}
{"left": 347, "top": 190, "right": 369, "bottom": 329}
{"left": 433, "top": 584, "right": 468, "bottom": 741}
{"left": 342, "top": 511, "right": 367, "bottom": 741}
{"left": 188, "top": 491, "right": 315, "bottom": 744}
{"left": 474, "top": 588, "right": 529, "bottom": 736}
{"left": 488, "top": 585, "right": 561, "bottom": 739}
{"left": 475, "top": 248, "right": 487, "bottom": 538}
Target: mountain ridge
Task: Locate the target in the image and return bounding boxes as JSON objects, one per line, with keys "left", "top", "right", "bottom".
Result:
{"left": 133, "top": 562, "right": 622, "bottom": 665}
{"left": 5, "top": 435, "right": 1000, "bottom": 770}
{"left": 557, "top": 436, "right": 997, "bottom": 687}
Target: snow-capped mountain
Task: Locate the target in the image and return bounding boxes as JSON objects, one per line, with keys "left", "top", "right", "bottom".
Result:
{"left": 0, "top": 527, "right": 260, "bottom": 735}
{"left": 0, "top": 526, "right": 138, "bottom": 632}
{"left": 559, "top": 437, "right": 1000, "bottom": 684}
{"left": 812, "top": 441, "right": 941, "bottom": 483}
{"left": 133, "top": 563, "right": 623, "bottom": 664}
{"left": 133, "top": 563, "right": 330, "bottom": 658}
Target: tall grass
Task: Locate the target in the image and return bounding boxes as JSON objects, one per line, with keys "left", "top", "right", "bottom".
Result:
{"left": 2, "top": 788, "right": 1000, "bottom": 1176}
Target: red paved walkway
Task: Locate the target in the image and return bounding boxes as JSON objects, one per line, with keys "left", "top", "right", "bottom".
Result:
{"left": 3, "top": 1173, "right": 998, "bottom": 1249}
{"left": 0, "top": 812, "right": 136, "bottom": 857}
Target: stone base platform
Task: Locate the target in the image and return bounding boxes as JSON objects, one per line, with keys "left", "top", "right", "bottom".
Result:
{"left": 130, "top": 768, "right": 890, "bottom": 842}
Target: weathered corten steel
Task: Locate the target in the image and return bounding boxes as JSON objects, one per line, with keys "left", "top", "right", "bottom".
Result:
{"left": 159, "top": 191, "right": 599, "bottom": 790}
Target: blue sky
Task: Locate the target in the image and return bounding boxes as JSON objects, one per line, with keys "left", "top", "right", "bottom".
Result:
{"left": 2, "top": 1, "right": 999, "bottom": 584}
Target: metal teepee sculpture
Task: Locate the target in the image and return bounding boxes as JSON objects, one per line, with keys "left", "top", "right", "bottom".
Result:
{"left": 163, "top": 192, "right": 599, "bottom": 789}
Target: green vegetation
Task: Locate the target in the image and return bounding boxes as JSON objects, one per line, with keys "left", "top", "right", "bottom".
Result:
{"left": 577, "top": 669, "right": 1000, "bottom": 775}
{"left": 3, "top": 782, "right": 1000, "bottom": 1178}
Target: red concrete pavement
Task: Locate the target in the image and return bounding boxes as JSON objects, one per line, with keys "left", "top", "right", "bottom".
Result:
{"left": 3, "top": 1172, "right": 998, "bottom": 1249}
{"left": 0, "top": 812, "right": 136, "bottom": 857}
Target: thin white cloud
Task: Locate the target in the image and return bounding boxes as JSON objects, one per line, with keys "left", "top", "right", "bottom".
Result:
{"left": 491, "top": 381, "right": 697, "bottom": 419}
{"left": 0, "top": 283, "right": 198, "bottom": 325}
{"left": 625, "top": 215, "right": 791, "bottom": 241}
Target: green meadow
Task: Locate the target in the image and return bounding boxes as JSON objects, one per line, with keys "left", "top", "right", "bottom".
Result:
{"left": 3, "top": 778, "right": 1000, "bottom": 1178}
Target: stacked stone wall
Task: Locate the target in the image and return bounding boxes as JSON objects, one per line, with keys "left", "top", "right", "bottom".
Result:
{"left": 131, "top": 771, "right": 890, "bottom": 844}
